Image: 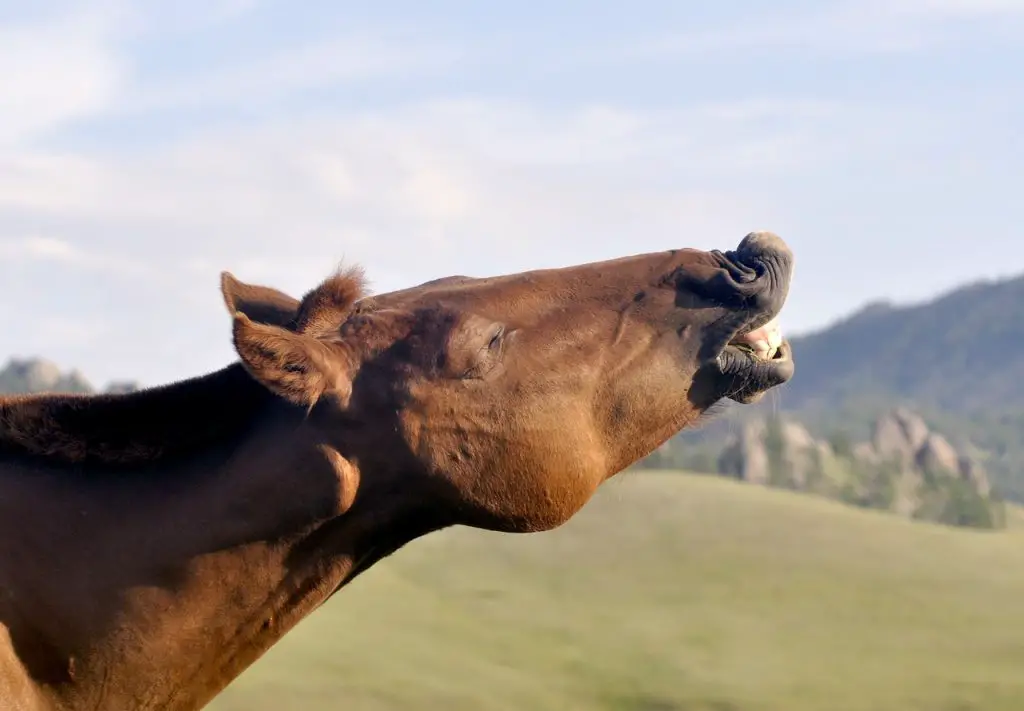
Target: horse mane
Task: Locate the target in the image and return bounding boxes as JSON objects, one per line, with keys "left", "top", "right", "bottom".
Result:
{"left": 0, "top": 364, "right": 275, "bottom": 468}
{"left": 293, "top": 265, "right": 368, "bottom": 337}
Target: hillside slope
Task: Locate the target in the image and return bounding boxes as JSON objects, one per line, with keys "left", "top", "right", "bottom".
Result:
{"left": 781, "top": 274, "right": 1024, "bottom": 414}
{"left": 211, "top": 473, "right": 1024, "bottom": 711}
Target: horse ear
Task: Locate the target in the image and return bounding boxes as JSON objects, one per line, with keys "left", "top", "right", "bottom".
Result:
{"left": 221, "top": 272, "right": 301, "bottom": 329}
{"left": 231, "top": 312, "right": 352, "bottom": 408}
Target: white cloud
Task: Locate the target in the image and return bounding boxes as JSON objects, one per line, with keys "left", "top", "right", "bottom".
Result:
{"left": 597, "top": 0, "right": 1024, "bottom": 61}
{"left": 0, "top": 8, "right": 126, "bottom": 144}
{"left": 0, "top": 153, "right": 112, "bottom": 213}
{"left": 893, "top": 0, "right": 1024, "bottom": 17}
{"left": 0, "top": 236, "right": 156, "bottom": 280}
{"left": 0, "top": 98, "right": 845, "bottom": 262}
{"left": 0, "top": 236, "right": 80, "bottom": 261}
{"left": 19, "top": 316, "right": 112, "bottom": 352}
{"left": 0, "top": 1, "right": 1015, "bottom": 393}
{"left": 79, "top": 0, "right": 261, "bottom": 38}
{"left": 119, "top": 35, "right": 461, "bottom": 114}
{"left": 151, "top": 0, "right": 260, "bottom": 30}
{"left": 0, "top": 2, "right": 447, "bottom": 139}
{"left": 2, "top": 96, "right": 844, "bottom": 384}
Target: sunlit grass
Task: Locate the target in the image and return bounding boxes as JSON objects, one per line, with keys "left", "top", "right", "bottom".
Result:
{"left": 212, "top": 471, "right": 1024, "bottom": 711}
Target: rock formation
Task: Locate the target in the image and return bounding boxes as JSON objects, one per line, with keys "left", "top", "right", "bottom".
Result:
{"left": 717, "top": 408, "right": 1000, "bottom": 529}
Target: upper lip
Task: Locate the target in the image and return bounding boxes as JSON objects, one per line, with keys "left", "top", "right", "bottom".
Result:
{"left": 729, "top": 313, "right": 783, "bottom": 356}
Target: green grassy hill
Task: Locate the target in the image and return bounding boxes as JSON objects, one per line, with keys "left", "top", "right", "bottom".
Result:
{"left": 210, "top": 472, "right": 1024, "bottom": 711}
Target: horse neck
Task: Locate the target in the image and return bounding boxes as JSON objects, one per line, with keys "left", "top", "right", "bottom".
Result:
{"left": 1, "top": 410, "right": 442, "bottom": 711}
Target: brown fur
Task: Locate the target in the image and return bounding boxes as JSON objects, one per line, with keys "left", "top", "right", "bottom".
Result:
{"left": 0, "top": 232, "right": 795, "bottom": 711}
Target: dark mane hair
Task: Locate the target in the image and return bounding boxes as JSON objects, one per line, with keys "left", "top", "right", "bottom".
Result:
{"left": 0, "top": 364, "right": 275, "bottom": 467}
{"left": 293, "top": 266, "right": 368, "bottom": 337}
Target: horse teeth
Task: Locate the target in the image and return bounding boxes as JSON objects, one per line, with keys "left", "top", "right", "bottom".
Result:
{"left": 732, "top": 340, "right": 777, "bottom": 360}
{"left": 747, "top": 342, "right": 778, "bottom": 360}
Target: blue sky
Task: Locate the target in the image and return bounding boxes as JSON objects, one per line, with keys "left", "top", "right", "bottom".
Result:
{"left": 0, "top": 0, "right": 1022, "bottom": 386}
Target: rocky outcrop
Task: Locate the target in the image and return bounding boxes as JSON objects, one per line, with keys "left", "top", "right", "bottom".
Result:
{"left": 716, "top": 408, "right": 1001, "bottom": 529}
{"left": 0, "top": 358, "right": 93, "bottom": 395}
{"left": 718, "top": 418, "right": 832, "bottom": 491}
{"left": 0, "top": 358, "right": 140, "bottom": 396}
{"left": 916, "top": 432, "right": 961, "bottom": 476}
{"left": 960, "top": 457, "right": 991, "bottom": 498}
{"left": 857, "top": 410, "right": 992, "bottom": 498}
{"left": 717, "top": 420, "right": 770, "bottom": 485}
{"left": 103, "top": 380, "right": 143, "bottom": 395}
{"left": 872, "top": 408, "right": 930, "bottom": 468}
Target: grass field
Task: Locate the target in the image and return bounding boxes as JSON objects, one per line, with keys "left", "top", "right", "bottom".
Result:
{"left": 209, "top": 471, "right": 1024, "bottom": 711}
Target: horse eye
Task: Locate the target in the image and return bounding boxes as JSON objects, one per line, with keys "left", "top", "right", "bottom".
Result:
{"left": 488, "top": 327, "right": 505, "bottom": 350}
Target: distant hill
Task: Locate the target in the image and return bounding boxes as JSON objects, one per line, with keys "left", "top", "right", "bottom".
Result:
{"left": 780, "top": 274, "right": 1024, "bottom": 414}
{"left": 210, "top": 473, "right": 1024, "bottom": 711}
{"left": 663, "top": 273, "right": 1024, "bottom": 502}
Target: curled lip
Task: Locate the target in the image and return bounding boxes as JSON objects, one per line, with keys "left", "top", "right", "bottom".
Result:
{"left": 714, "top": 306, "right": 793, "bottom": 404}
{"left": 687, "top": 230, "right": 795, "bottom": 403}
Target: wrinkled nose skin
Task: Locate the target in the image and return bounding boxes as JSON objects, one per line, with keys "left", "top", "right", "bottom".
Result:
{"left": 694, "top": 231, "right": 796, "bottom": 404}
{"left": 728, "top": 230, "right": 794, "bottom": 327}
